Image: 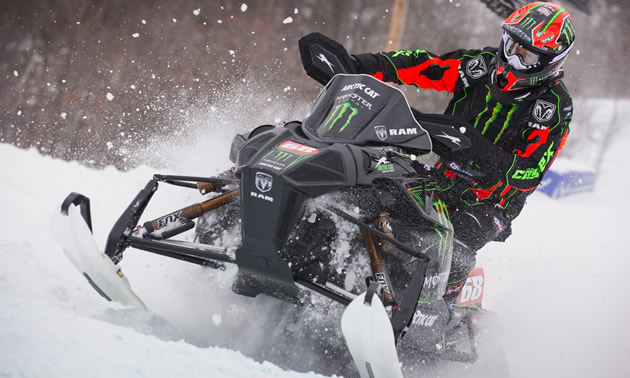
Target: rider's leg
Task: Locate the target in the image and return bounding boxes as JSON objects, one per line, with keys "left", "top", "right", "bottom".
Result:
{"left": 444, "top": 205, "right": 510, "bottom": 306}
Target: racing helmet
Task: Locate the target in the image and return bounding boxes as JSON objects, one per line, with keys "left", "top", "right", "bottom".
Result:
{"left": 495, "top": 2, "right": 576, "bottom": 91}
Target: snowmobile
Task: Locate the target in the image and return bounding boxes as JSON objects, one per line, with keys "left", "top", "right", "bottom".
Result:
{"left": 51, "top": 34, "right": 503, "bottom": 377}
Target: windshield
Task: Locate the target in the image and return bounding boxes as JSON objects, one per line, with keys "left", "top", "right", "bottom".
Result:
{"left": 302, "top": 74, "right": 432, "bottom": 152}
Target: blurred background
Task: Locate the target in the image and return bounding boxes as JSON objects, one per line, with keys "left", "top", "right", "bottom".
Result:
{"left": 1, "top": 0, "right": 628, "bottom": 170}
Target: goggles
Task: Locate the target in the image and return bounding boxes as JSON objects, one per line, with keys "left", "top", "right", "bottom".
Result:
{"left": 502, "top": 32, "right": 541, "bottom": 70}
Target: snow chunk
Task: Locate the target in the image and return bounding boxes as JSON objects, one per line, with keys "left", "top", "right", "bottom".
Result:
{"left": 307, "top": 213, "right": 317, "bottom": 223}
{"left": 212, "top": 314, "right": 222, "bottom": 326}
{"left": 282, "top": 17, "right": 293, "bottom": 24}
{"left": 172, "top": 18, "right": 177, "bottom": 23}
{"left": 141, "top": 19, "right": 146, "bottom": 24}
{"left": 61, "top": 112, "right": 67, "bottom": 119}
{"left": 229, "top": 50, "right": 235, "bottom": 55}
{"left": 106, "top": 93, "right": 115, "bottom": 101}
{"left": 13, "top": 70, "right": 18, "bottom": 77}
{"left": 106, "top": 141, "right": 114, "bottom": 149}
{"left": 241, "top": 4, "right": 247, "bottom": 12}
{"left": 132, "top": 33, "right": 140, "bottom": 38}
{"left": 193, "top": 9, "right": 200, "bottom": 16}
{"left": 17, "top": 110, "right": 22, "bottom": 116}
{"left": 294, "top": 8, "right": 298, "bottom": 14}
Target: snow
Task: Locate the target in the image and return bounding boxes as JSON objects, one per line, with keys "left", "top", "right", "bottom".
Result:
{"left": 1, "top": 99, "right": 629, "bottom": 376}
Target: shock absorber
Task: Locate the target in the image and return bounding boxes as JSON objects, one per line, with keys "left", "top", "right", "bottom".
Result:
{"left": 141, "top": 189, "right": 239, "bottom": 239}
{"left": 362, "top": 228, "right": 398, "bottom": 317}
{"left": 376, "top": 214, "right": 395, "bottom": 253}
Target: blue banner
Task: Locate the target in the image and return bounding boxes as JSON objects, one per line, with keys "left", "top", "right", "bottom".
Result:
{"left": 538, "top": 170, "right": 596, "bottom": 198}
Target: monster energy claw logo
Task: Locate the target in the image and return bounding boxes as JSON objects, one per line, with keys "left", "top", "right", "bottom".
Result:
{"left": 272, "top": 151, "right": 293, "bottom": 162}
{"left": 323, "top": 102, "right": 358, "bottom": 132}
{"left": 520, "top": 17, "right": 537, "bottom": 30}
{"left": 560, "top": 17, "right": 576, "bottom": 45}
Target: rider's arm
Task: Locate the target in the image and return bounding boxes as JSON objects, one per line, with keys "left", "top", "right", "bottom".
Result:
{"left": 353, "top": 48, "right": 478, "bottom": 93}
{"left": 446, "top": 85, "right": 572, "bottom": 205}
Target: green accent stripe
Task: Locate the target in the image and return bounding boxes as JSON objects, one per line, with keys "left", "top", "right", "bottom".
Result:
{"left": 549, "top": 88, "right": 563, "bottom": 131}
{"left": 494, "top": 104, "right": 518, "bottom": 143}
{"left": 544, "top": 7, "right": 566, "bottom": 32}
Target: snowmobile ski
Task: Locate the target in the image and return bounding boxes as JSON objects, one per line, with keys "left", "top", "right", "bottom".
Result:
{"left": 341, "top": 284, "right": 403, "bottom": 378}
{"left": 50, "top": 194, "right": 146, "bottom": 309}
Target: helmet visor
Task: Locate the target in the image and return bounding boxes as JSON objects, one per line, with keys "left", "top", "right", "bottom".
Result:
{"left": 503, "top": 32, "right": 541, "bottom": 70}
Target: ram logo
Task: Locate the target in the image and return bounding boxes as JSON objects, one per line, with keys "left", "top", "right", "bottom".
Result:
{"left": 255, "top": 172, "right": 273, "bottom": 193}
{"left": 374, "top": 125, "right": 388, "bottom": 141}
{"left": 466, "top": 56, "right": 487, "bottom": 79}
{"left": 533, "top": 100, "right": 556, "bottom": 122}
{"left": 389, "top": 128, "right": 418, "bottom": 136}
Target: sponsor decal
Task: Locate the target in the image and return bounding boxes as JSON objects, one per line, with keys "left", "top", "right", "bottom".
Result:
{"left": 527, "top": 121, "right": 548, "bottom": 130}
{"left": 316, "top": 53, "right": 335, "bottom": 73}
{"left": 323, "top": 102, "right": 359, "bottom": 132}
{"left": 335, "top": 93, "right": 374, "bottom": 110}
{"left": 391, "top": 49, "right": 427, "bottom": 58}
{"left": 533, "top": 100, "right": 557, "bottom": 122}
{"left": 250, "top": 191, "right": 274, "bottom": 202}
{"left": 541, "top": 34, "right": 555, "bottom": 44}
{"left": 559, "top": 16, "right": 576, "bottom": 45}
{"left": 457, "top": 267, "right": 485, "bottom": 306}
{"left": 389, "top": 128, "right": 417, "bottom": 136}
{"left": 520, "top": 17, "right": 537, "bottom": 30}
{"left": 279, "top": 141, "right": 319, "bottom": 155}
{"left": 156, "top": 210, "right": 183, "bottom": 228}
{"left": 374, "top": 272, "right": 391, "bottom": 294}
{"left": 423, "top": 271, "right": 449, "bottom": 289}
{"left": 341, "top": 83, "right": 381, "bottom": 99}
{"left": 255, "top": 172, "right": 273, "bottom": 193}
{"left": 504, "top": 24, "right": 533, "bottom": 43}
{"left": 435, "top": 131, "right": 462, "bottom": 146}
{"left": 466, "top": 56, "right": 487, "bottom": 79}
{"left": 374, "top": 125, "right": 388, "bottom": 141}
{"left": 445, "top": 280, "right": 466, "bottom": 296}
{"left": 412, "top": 309, "right": 439, "bottom": 327}
{"left": 514, "top": 141, "right": 557, "bottom": 180}
{"left": 375, "top": 156, "right": 394, "bottom": 173}
{"left": 458, "top": 68, "right": 470, "bottom": 88}
{"left": 538, "top": 6, "right": 552, "bottom": 17}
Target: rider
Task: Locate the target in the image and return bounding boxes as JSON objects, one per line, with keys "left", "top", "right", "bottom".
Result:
{"left": 350, "top": 2, "right": 575, "bottom": 304}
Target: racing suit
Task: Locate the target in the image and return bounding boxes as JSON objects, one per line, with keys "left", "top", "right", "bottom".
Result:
{"left": 352, "top": 47, "right": 573, "bottom": 295}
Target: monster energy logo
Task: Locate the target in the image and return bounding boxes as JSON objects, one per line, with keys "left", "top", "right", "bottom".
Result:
{"left": 520, "top": 17, "right": 537, "bottom": 30}
{"left": 560, "top": 17, "right": 576, "bottom": 45}
{"left": 323, "top": 102, "right": 359, "bottom": 132}
{"left": 272, "top": 151, "right": 293, "bottom": 162}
